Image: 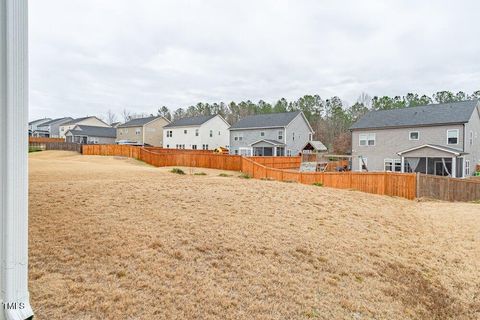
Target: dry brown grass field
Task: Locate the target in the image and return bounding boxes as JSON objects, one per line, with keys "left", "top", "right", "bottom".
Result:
{"left": 29, "top": 151, "right": 480, "bottom": 320}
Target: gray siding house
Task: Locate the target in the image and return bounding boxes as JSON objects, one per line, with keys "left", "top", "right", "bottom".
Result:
{"left": 34, "top": 117, "right": 73, "bottom": 138}
{"left": 65, "top": 125, "right": 116, "bottom": 144}
{"left": 229, "top": 111, "right": 314, "bottom": 156}
{"left": 350, "top": 100, "right": 480, "bottom": 178}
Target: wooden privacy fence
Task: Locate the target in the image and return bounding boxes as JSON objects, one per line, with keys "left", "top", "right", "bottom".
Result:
{"left": 30, "top": 142, "right": 82, "bottom": 153}
{"left": 247, "top": 156, "right": 301, "bottom": 169}
{"left": 417, "top": 174, "right": 480, "bottom": 202}
{"left": 29, "top": 137, "right": 64, "bottom": 143}
{"left": 241, "top": 157, "right": 417, "bottom": 200}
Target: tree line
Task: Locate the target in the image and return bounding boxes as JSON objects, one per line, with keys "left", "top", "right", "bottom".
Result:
{"left": 109, "top": 89, "right": 479, "bottom": 154}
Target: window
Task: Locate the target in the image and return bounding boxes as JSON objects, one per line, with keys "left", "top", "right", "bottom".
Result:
{"left": 234, "top": 134, "right": 243, "bottom": 141}
{"left": 202, "top": 144, "right": 209, "bottom": 150}
{"left": 119, "top": 131, "right": 122, "bottom": 136}
{"left": 192, "top": 145, "right": 197, "bottom": 150}
{"left": 276, "top": 147, "right": 285, "bottom": 156}
{"left": 465, "top": 160, "right": 471, "bottom": 176}
{"left": 166, "top": 130, "right": 173, "bottom": 137}
{"left": 125, "top": 129, "right": 129, "bottom": 133}
{"left": 166, "top": 144, "right": 169, "bottom": 148}
{"left": 218, "top": 131, "right": 221, "bottom": 135}
{"left": 309, "top": 133, "right": 313, "bottom": 141}
{"left": 409, "top": 131, "right": 419, "bottom": 140}
{"left": 287, "top": 149, "right": 292, "bottom": 156}
{"left": 209, "top": 130, "right": 213, "bottom": 137}
{"left": 447, "top": 129, "right": 459, "bottom": 145}
{"left": 239, "top": 147, "right": 252, "bottom": 156}
{"left": 234, "top": 150, "right": 239, "bottom": 155}
{"left": 278, "top": 130, "right": 283, "bottom": 140}
{"left": 384, "top": 159, "right": 402, "bottom": 172}
{"left": 469, "top": 131, "right": 473, "bottom": 146}
{"left": 195, "top": 129, "right": 199, "bottom": 136}
{"left": 359, "top": 133, "right": 375, "bottom": 146}
{"left": 184, "top": 129, "right": 187, "bottom": 134}
{"left": 260, "top": 131, "right": 265, "bottom": 137}
{"left": 359, "top": 157, "right": 368, "bottom": 171}
{"left": 135, "top": 128, "right": 141, "bottom": 135}
{"left": 292, "top": 132, "right": 295, "bottom": 141}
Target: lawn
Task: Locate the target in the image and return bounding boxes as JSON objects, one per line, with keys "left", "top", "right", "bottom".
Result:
{"left": 29, "top": 151, "right": 480, "bottom": 319}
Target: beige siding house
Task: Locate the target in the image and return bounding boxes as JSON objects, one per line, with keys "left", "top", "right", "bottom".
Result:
{"left": 59, "top": 116, "right": 110, "bottom": 139}
{"left": 117, "top": 116, "right": 169, "bottom": 146}
{"left": 350, "top": 100, "right": 480, "bottom": 178}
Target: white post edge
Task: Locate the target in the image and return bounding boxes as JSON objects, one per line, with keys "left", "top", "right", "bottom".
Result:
{"left": 0, "top": 0, "right": 34, "bottom": 319}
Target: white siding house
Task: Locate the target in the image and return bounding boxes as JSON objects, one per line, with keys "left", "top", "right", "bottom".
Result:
{"left": 163, "top": 115, "right": 230, "bottom": 150}
{"left": 59, "top": 116, "right": 110, "bottom": 138}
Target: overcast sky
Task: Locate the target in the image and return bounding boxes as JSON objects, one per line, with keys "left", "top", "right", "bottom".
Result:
{"left": 29, "top": 0, "right": 480, "bottom": 120}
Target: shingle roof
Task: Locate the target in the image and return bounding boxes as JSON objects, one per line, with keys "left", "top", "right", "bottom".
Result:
{"left": 163, "top": 115, "right": 216, "bottom": 128}
{"left": 350, "top": 100, "right": 479, "bottom": 130}
{"left": 62, "top": 116, "right": 100, "bottom": 126}
{"left": 66, "top": 125, "right": 116, "bottom": 138}
{"left": 229, "top": 111, "right": 301, "bottom": 130}
{"left": 38, "top": 117, "right": 73, "bottom": 127}
{"left": 117, "top": 116, "right": 162, "bottom": 128}
{"left": 303, "top": 141, "right": 327, "bottom": 151}
{"left": 29, "top": 118, "right": 51, "bottom": 125}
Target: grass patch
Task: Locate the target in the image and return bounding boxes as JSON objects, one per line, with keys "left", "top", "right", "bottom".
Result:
{"left": 28, "top": 147, "right": 43, "bottom": 153}
{"left": 194, "top": 172, "right": 207, "bottom": 176}
{"left": 170, "top": 168, "right": 185, "bottom": 175}
{"left": 239, "top": 173, "right": 251, "bottom": 179}
{"left": 312, "top": 182, "right": 323, "bottom": 187}
{"left": 218, "top": 173, "right": 232, "bottom": 177}
{"left": 472, "top": 199, "right": 480, "bottom": 204}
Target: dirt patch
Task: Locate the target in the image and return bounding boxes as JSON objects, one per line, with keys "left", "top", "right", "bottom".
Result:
{"left": 28, "top": 151, "right": 480, "bottom": 320}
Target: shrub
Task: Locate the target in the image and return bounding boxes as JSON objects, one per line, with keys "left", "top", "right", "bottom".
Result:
{"left": 170, "top": 168, "right": 185, "bottom": 175}
{"left": 218, "top": 173, "right": 232, "bottom": 177}
{"left": 312, "top": 182, "right": 323, "bottom": 187}
{"left": 239, "top": 173, "right": 251, "bottom": 179}
{"left": 194, "top": 172, "right": 207, "bottom": 176}
{"left": 28, "top": 147, "right": 43, "bottom": 153}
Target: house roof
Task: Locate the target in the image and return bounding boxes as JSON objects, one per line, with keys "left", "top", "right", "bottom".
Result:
{"left": 164, "top": 115, "right": 217, "bottom": 128}
{"left": 66, "top": 125, "right": 116, "bottom": 138}
{"left": 397, "top": 144, "right": 466, "bottom": 156}
{"left": 38, "top": 117, "right": 73, "bottom": 127}
{"left": 29, "top": 118, "right": 51, "bottom": 125}
{"left": 229, "top": 111, "right": 302, "bottom": 130}
{"left": 302, "top": 141, "right": 327, "bottom": 151}
{"left": 249, "top": 139, "right": 285, "bottom": 146}
{"left": 350, "top": 100, "right": 479, "bottom": 130}
{"left": 118, "top": 116, "right": 164, "bottom": 128}
{"left": 62, "top": 116, "right": 106, "bottom": 126}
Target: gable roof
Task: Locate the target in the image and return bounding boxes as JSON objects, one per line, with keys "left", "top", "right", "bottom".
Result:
{"left": 229, "top": 111, "right": 302, "bottom": 130}
{"left": 397, "top": 144, "right": 466, "bottom": 156}
{"left": 249, "top": 139, "right": 285, "bottom": 146}
{"left": 163, "top": 115, "right": 217, "bottom": 128}
{"left": 350, "top": 100, "right": 479, "bottom": 130}
{"left": 66, "top": 125, "right": 116, "bottom": 138}
{"left": 302, "top": 141, "right": 327, "bottom": 152}
{"left": 38, "top": 117, "right": 73, "bottom": 127}
{"left": 29, "top": 118, "right": 51, "bottom": 125}
{"left": 117, "top": 116, "right": 165, "bottom": 128}
{"left": 61, "top": 116, "right": 108, "bottom": 126}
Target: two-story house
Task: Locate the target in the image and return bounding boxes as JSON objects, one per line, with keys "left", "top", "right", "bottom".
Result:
{"left": 59, "top": 116, "right": 111, "bottom": 139}
{"left": 28, "top": 118, "right": 51, "bottom": 136}
{"left": 162, "top": 115, "right": 230, "bottom": 150}
{"left": 350, "top": 100, "right": 480, "bottom": 178}
{"left": 34, "top": 117, "right": 73, "bottom": 138}
{"left": 117, "top": 116, "right": 169, "bottom": 146}
{"left": 229, "top": 111, "right": 314, "bottom": 156}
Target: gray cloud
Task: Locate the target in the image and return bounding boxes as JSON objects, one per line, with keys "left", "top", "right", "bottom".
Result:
{"left": 29, "top": 0, "right": 480, "bottom": 119}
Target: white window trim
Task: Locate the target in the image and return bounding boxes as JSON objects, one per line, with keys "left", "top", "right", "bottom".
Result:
{"left": 239, "top": 147, "right": 252, "bottom": 156}
{"left": 409, "top": 131, "right": 419, "bottom": 141}
{"left": 465, "top": 160, "right": 471, "bottom": 176}
{"left": 469, "top": 130, "right": 473, "bottom": 146}
{"left": 384, "top": 158, "right": 402, "bottom": 172}
{"left": 447, "top": 129, "right": 459, "bottom": 145}
{"left": 260, "top": 131, "right": 265, "bottom": 137}
{"left": 359, "top": 133, "right": 376, "bottom": 146}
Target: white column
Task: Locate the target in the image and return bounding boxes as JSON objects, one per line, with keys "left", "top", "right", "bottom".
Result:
{"left": 0, "top": 0, "right": 34, "bottom": 319}
{"left": 451, "top": 157, "right": 456, "bottom": 178}
{"left": 401, "top": 156, "right": 405, "bottom": 173}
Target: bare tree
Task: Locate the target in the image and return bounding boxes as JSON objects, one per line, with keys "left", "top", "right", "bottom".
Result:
{"left": 122, "top": 109, "right": 132, "bottom": 122}
{"left": 105, "top": 109, "right": 118, "bottom": 125}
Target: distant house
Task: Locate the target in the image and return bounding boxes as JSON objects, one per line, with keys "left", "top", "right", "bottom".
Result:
{"left": 59, "top": 116, "right": 110, "bottom": 138}
{"left": 229, "top": 111, "right": 314, "bottom": 156}
{"left": 117, "top": 116, "right": 170, "bottom": 146}
{"left": 110, "top": 122, "right": 121, "bottom": 128}
{"left": 163, "top": 115, "right": 230, "bottom": 150}
{"left": 28, "top": 118, "right": 51, "bottom": 136}
{"left": 65, "top": 125, "right": 116, "bottom": 144}
{"left": 34, "top": 117, "right": 73, "bottom": 138}
{"left": 349, "top": 100, "right": 480, "bottom": 178}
